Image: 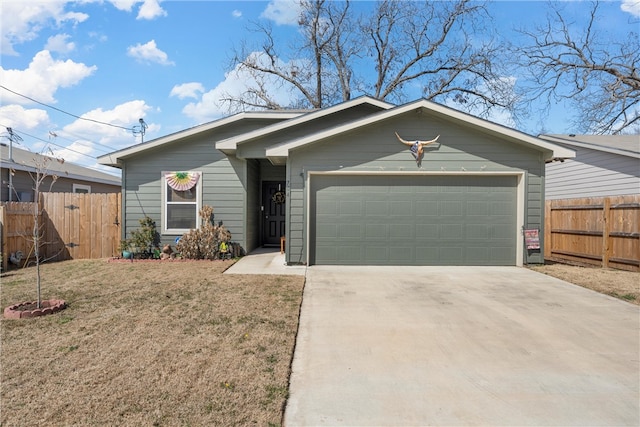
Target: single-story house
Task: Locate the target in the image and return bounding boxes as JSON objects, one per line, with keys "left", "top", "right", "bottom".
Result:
{"left": 1, "top": 143, "right": 121, "bottom": 201}
{"left": 98, "top": 97, "right": 574, "bottom": 266}
{"left": 537, "top": 134, "right": 639, "bottom": 200}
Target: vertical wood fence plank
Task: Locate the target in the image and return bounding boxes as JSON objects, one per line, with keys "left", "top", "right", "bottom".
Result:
{"left": 602, "top": 198, "right": 610, "bottom": 268}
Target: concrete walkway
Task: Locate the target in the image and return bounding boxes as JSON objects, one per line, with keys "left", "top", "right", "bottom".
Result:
{"left": 285, "top": 266, "right": 640, "bottom": 426}
{"left": 223, "top": 247, "right": 306, "bottom": 275}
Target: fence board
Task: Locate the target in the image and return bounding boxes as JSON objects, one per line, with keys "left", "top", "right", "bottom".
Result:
{"left": 2, "top": 193, "right": 121, "bottom": 270}
{"left": 545, "top": 195, "right": 640, "bottom": 271}
{"left": 1, "top": 202, "right": 38, "bottom": 270}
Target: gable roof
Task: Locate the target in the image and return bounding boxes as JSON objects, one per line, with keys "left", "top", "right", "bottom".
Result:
{"left": 265, "top": 98, "right": 576, "bottom": 163}
{"left": 97, "top": 110, "right": 304, "bottom": 167}
{"left": 215, "top": 96, "right": 394, "bottom": 155}
{"left": 538, "top": 134, "right": 640, "bottom": 159}
{"left": 1, "top": 143, "right": 121, "bottom": 186}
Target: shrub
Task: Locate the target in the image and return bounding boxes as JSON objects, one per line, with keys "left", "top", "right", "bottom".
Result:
{"left": 176, "top": 206, "right": 232, "bottom": 260}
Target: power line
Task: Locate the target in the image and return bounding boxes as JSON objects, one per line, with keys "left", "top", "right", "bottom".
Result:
{"left": 0, "top": 85, "right": 134, "bottom": 132}
{"left": 47, "top": 129, "right": 123, "bottom": 155}
{"left": 1, "top": 124, "right": 98, "bottom": 162}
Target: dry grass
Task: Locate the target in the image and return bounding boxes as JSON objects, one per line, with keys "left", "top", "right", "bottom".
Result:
{"left": 1, "top": 259, "right": 305, "bottom": 426}
{"left": 529, "top": 262, "right": 640, "bottom": 305}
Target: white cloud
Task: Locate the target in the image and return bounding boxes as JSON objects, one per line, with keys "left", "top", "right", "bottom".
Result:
{"left": 0, "top": 105, "right": 50, "bottom": 130}
{"left": 108, "top": 0, "right": 167, "bottom": 20}
{"left": 261, "top": 0, "right": 302, "bottom": 25}
{"left": 0, "top": 50, "right": 97, "bottom": 105}
{"left": 63, "top": 100, "right": 151, "bottom": 140}
{"left": 621, "top": 0, "right": 640, "bottom": 17}
{"left": 55, "top": 100, "right": 156, "bottom": 165}
{"left": 108, "top": 0, "right": 138, "bottom": 12}
{"left": 232, "top": 10, "right": 242, "bottom": 19}
{"left": 127, "top": 40, "right": 174, "bottom": 65}
{"left": 137, "top": 0, "right": 167, "bottom": 20}
{"left": 45, "top": 34, "right": 76, "bottom": 54}
{"left": 0, "top": 2, "right": 88, "bottom": 56}
{"left": 182, "top": 52, "right": 299, "bottom": 123}
{"left": 170, "top": 82, "right": 205, "bottom": 100}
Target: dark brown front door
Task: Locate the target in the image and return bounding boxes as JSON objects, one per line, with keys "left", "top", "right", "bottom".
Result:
{"left": 262, "top": 181, "right": 286, "bottom": 246}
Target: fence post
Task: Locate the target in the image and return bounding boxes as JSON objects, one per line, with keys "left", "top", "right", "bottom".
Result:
{"left": 602, "top": 197, "right": 611, "bottom": 268}
{"left": 544, "top": 201, "right": 551, "bottom": 259}
{"left": 1, "top": 204, "right": 6, "bottom": 272}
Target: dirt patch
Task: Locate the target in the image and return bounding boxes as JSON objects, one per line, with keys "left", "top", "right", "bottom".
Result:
{"left": 529, "top": 262, "right": 639, "bottom": 305}
{"left": 1, "top": 259, "right": 305, "bottom": 426}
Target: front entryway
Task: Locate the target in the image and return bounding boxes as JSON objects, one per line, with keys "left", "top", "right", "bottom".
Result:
{"left": 262, "top": 181, "right": 286, "bottom": 246}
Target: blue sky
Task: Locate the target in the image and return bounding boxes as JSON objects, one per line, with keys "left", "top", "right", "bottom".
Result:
{"left": 1, "top": 0, "right": 638, "bottom": 175}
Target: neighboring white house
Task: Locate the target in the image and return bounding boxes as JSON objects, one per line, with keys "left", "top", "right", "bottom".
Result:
{"left": 538, "top": 134, "right": 640, "bottom": 200}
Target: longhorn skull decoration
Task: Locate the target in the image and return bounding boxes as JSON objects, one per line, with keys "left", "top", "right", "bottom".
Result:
{"left": 395, "top": 132, "right": 440, "bottom": 166}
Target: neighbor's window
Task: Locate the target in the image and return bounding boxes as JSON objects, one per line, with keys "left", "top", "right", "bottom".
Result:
{"left": 162, "top": 171, "right": 202, "bottom": 234}
{"left": 73, "top": 183, "right": 91, "bottom": 194}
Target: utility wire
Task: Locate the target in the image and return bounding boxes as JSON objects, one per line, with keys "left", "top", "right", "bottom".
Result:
{"left": 0, "top": 85, "right": 134, "bottom": 132}
{"left": 46, "top": 129, "right": 122, "bottom": 155}
{"left": 1, "top": 124, "right": 98, "bottom": 163}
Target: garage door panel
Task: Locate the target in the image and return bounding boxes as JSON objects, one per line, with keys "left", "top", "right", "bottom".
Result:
{"left": 338, "top": 223, "right": 363, "bottom": 239}
{"left": 466, "top": 224, "right": 489, "bottom": 239}
{"left": 316, "top": 223, "right": 337, "bottom": 238}
{"left": 440, "top": 201, "right": 463, "bottom": 215}
{"left": 365, "top": 200, "right": 389, "bottom": 216}
{"left": 312, "top": 175, "right": 517, "bottom": 265}
{"left": 416, "top": 201, "right": 438, "bottom": 216}
{"left": 467, "top": 201, "right": 491, "bottom": 215}
{"left": 339, "top": 200, "right": 362, "bottom": 215}
{"left": 391, "top": 224, "right": 413, "bottom": 239}
{"left": 366, "top": 223, "right": 389, "bottom": 239}
{"left": 365, "top": 246, "right": 389, "bottom": 262}
{"left": 390, "top": 201, "right": 413, "bottom": 216}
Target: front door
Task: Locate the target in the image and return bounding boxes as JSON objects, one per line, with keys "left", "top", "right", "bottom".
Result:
{"left": 262, "top": 181, "right": 286, "bottom": 246}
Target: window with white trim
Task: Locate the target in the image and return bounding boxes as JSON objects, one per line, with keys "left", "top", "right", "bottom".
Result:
{"left": 73, "top": 183, "right": 91, "bottom": 194}
{"left": 162, "top": 171, "right": 202, "bottom": 234}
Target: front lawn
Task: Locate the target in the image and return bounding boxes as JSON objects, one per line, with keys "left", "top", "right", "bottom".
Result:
{"left": 1, "top": 259, "right": 305, "bottom": 426}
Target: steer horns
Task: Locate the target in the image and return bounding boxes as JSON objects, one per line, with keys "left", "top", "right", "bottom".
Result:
{"left": 395, "top": 132, "right": 440, "bottom": 147}
{"left": 395, "top": 132, "right": 440, "bottom": 166}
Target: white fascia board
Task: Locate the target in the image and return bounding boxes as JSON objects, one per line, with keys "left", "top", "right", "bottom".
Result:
{"left": 97, "top": 111, "right": 302, "bottom": 167}
{"left": 215, "top": 96, "right": 393, "bottom": 152}
{"left": 538, "top": 135, "right": 640, "bottom": 159}
{"left": 266, "top": 99, "right": 576, "bottom": 161}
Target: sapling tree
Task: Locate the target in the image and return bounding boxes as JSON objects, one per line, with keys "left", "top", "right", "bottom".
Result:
{"left": 23, "top": 149, "right": 65, "bottom": 308}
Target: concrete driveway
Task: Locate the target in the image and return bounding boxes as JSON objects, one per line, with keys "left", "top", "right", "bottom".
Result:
{"left": 285, "top": 266, "right": 639, "bottom": 426}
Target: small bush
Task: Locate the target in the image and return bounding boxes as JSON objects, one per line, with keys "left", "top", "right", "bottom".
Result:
{"left": 176, "top": 206, "right": 233, "bottom": 260}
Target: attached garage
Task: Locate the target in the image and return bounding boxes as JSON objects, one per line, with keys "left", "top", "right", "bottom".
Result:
{"left": 310, "top": 173, "right": 520, "bottom": 266}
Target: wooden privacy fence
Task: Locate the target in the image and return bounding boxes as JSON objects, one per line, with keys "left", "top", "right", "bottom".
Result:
{"left": 1, "top": 192, "right": 121, "bottom": 270}
{"left": 544, "top": 195, "right": 640, "bottom": 272}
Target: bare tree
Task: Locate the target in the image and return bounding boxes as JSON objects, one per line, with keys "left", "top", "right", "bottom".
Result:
{"left": 515, "top": 1, "right": 640, "bottom": 134}
{"left": 223, "top": 0, "right": 513, "bottom": 118}
{"left": 225, "top": 0, "right": 357, "bottom": 110}
{"left": 364, "top": 0, "right": 514, "bottom": 115}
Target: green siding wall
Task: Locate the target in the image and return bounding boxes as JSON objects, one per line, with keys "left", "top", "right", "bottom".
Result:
{"left": 120, "top": 120, "right": 278, "bottom": 251}
{"left": 236, "top": 104, "right": 387, "bottom": 159}
{"left": 287, "top": 112, "right": 545, "bottom": 265}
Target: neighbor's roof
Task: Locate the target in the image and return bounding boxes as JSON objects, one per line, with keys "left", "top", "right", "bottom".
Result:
{"left": 1, "top": 143, "right": 121, "bottom": 186}
{"left": 265, "top": 98, "right": 576, "bottom": 162}
{"left": 215, "top": 96, "right": 394, "bottom": 154}
{"left": 538, "top": 134, "right": 640, "bottom": 159}
{"left": 97, "top": 110, "right": 304, "bottom": 167}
